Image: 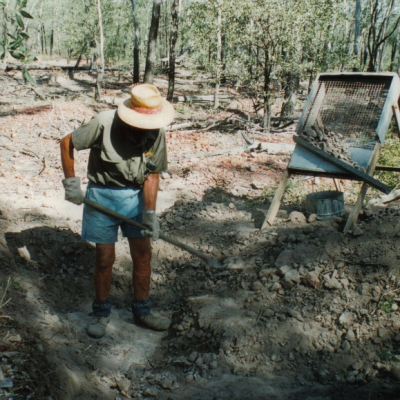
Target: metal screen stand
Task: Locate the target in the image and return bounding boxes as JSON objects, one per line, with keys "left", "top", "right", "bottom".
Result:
{"left": 261, "top": 105, "right": 400, "bottom": 233}
{"left": 260, "top": 72, "right": 400, "bottom": 233}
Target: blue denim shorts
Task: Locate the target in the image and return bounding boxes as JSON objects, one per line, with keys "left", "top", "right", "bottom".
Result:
{"left": 82, "top": 181, "right": 145, "bottom": 244}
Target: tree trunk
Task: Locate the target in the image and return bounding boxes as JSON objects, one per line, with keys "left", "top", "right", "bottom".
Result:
{"left": 263, "top": 47, "right": 271, "bottom": 132}
{"left": 144, "top": 0, "right": 162, "bottom": 84}
{"left": 214, "top": 7, "right": 222, "bottom": 109}
{"left": 95, "top": 0, "right": 105, "bottom": 102}
{"left": 130, "top": 0, "right": 140, "bottom": 83}
{"left": 353, "top": 0, "right": 361, "bottom": 70}
{"left": 390, "top": 42, "right": 397, "bottom": 71}
{"left": 397, "top": 48, "right": 400, "bottom": 76}
{"left": 68, "top": 54, "right": 82, "bottom": 79}
{"left": 50, "top": 29, "right": 54, "bottom": 56}
{"left": 167, "top": 0, "right": 179, "bottom": 101}
{"left": 280, "top": 51, "right": 299, "bottom": 120}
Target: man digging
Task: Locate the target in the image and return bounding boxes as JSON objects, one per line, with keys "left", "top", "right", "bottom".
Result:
{"left": 60, "top": 84, "right": 175, "bottom": 338}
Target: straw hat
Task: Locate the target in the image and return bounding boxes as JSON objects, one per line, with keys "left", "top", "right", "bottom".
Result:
{"left": 118, "top": 84, "right": 175, "bottom": 130}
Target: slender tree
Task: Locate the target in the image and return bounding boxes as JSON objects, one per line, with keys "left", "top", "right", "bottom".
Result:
{"left": 130, "top": 0, "right": 140, "bottom": 83}
{"left": 167, "top": 0, "right": 179, "bottom": 101}
{"left": 144, "top": 0, "right": 161, "bottom": 84}
{"left": 94, "top": 0, "right": 105, "bottom": 101}
{"left": 214, "top": 5, "right": 222, "bottom": 108}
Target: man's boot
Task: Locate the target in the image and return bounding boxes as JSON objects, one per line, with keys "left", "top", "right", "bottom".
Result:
{"left": 132, "top": 298, "right": 171, "bottom": 331}
{"left": 87, "top": 315, "right": 110, "bottom": 338}
{"left": 87, "top": 298, "right": 112, "bottom": 338}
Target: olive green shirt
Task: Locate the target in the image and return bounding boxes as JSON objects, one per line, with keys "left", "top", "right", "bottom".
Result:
{"left": 71, "top": 110, "right": 168, "bottom": 187}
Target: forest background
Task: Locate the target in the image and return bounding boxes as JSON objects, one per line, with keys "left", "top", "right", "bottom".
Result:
{"left": 1, "top": 0, "right": 400, "bottom": 131}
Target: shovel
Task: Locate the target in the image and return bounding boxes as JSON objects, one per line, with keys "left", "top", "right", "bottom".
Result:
{"left": 83, "top": 198, "right": 223, "bottom": 269}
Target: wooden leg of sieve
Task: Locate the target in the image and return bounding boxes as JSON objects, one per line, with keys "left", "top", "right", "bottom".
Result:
{"left": 343, "top": 144, "right": 381, "bottom": 234}
{"left": 261, "top": 169, "right": 290, "bottom": 230}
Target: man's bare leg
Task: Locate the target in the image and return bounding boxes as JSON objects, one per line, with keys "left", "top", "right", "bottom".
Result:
{"left": 128, "top": 237, "right": 152, "bottom": 300}
{"left": 94, "top": 243, "right": 115, "bottom": 301}
{"left": 87, "top": 243, "right": 115, "bottom": 338}
{"left": 128, "top": 237, "right": 171, "bottom": 330}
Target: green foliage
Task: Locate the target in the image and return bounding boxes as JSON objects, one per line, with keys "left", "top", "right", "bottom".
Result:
{"left": 376, "top": 129, "right": 400, "bottom": 190}
{"left": 380, "top": 298, "right": 396, "bottom": 313}
{"left": 0, "top": 0, "right": 36, "bottom": 83}
{"left": 381, "top": 348, "right": 393, "bottom": 361}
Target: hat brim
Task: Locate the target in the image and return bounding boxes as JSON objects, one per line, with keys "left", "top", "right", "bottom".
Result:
{"left": 117, "top": 98, "right": 175, "bottom": 130}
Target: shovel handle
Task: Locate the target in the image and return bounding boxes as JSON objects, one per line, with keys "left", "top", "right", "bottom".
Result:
{"left": 83, "top": 198, "right": 222, "bottom": 268}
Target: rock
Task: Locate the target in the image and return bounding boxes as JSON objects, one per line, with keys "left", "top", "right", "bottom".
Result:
{"left": 252, "top": 281, "right": 264, "bottom": 291}
{"left": 168, "top": 271, "right": 177, "bottom": 280}
{"left": 345, "top": 329, "right": 356, "bottom": 342}
{"left": 185, "top": 373, "right": 194, "bottom": 383}
{"left": 324, "top": 278, "right": 342, "bottom": 290}
{"left": 188, "top": 351, "right": 198, "bottom": 362}
{"left": 342, "top": 340, "right": 351, "bottom": 352}
{"left": 283, "top": 269, "right": 300, "bottom": 284}
{"left": 116, "top": 378, "right": 131, "bottom": 393}
{"left": 290, "top": 211, "right": 306, "bottom": 224}
{"left": 195, "top": 356, "right": 203, "bottom": 365}
{"left": 144, "top": 387, "right": 159, "bottom": 397}
{"left": 391, "top": 366, "right": 400, "bottom": 381}
{"left": 286, "top": 308, "right": 304, "bottom": 321}
{"left": 339, "top": 312, "right": 355, "bottom": 327}
{"left": 352, "top": 226, "right": 363, "bottom": 236}
{"left": 277, "top": 265, "right": 292, "bottom": 277}
{"left": 288, "top": 352, "right": 295, "bottom": 361}
{"left": 264, "top": 308, "right": 275, "bottom": 317}
{"left": 288, "top": 234, "right": 296, "bottom": 243}
{"left": 174, "top": 199, "right": 184, "bottom": 206}
{"left": 275, "top": 250, "right": 293, "bottom": 268}
{"left": 301, "top": 271, "right": 321, "bottom": 288}
{"left": 171, "top": 381, "right": 180, "bottom": 390}
{"left": 378, "top": 328, "right": 389, "bottom": 339}
{"left": 209, "top": 360, "right": 218, "bottom": 369}
{"left": 259, "top": 268, "right": 275, "bottom": 278}
{"left": 0, "top": 378, "right": 13, "bottom": 388}
{"left": 336, "top": 260, "right": 345, "bottom": 269}
{"left": 271, "top": 282, "right": 282, "bottom": 292}
{"left": 160, "top": 378, "right": 173, "bottom": 389}
{"left": 308, "top": 213, "right": 318, "bottom": 223}
{"left": 352, "top": 361, "right": 363, "bottom": 371}
{"left": 251, "top": 181, "right": 264, "bottom": 190}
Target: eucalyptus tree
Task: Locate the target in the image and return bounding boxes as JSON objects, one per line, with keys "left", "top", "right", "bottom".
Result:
{"left": 167, "top": 0, "right": 180, "bottom": 100}
{"left": 144, "top": 0, "right": 161, "bottom": 83}
{"left": 366, "top": 0, "right": 400, "bottom": 71}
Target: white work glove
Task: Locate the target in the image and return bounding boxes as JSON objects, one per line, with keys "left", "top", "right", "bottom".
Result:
{"left": 142, "top": 211, "right": 160, "bottom": 241}
{"left": 62, "top": 177, "right": 84, "bottom": 205}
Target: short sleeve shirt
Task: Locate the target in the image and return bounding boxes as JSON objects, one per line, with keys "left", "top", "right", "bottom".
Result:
{"left": 71, "top": 110, "right": 168, "bottom": 187}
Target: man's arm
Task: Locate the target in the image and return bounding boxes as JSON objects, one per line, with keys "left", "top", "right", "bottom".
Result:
{"left": 60, "top": 133, "right": 84, "bottom": 205}
{"left": 60, "top": 133, "right": 75, "bottom": 178}
{"left": 142, "top": 173, "right": 160, "bottom": 240}
{"left": 142, "top": 173, "right": 159, "bottom": 211}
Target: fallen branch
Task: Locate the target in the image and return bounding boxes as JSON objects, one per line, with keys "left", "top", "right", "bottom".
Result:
{"left": 22, "top": 148, "right": 40, "bottom": 158}
{"left": 172, "top": 94, "right": 232, "bottom": 103}
{"left": 380, "top": 189, "right": 400, "bottom": 204}
{"left": 0, "top": 144, "right": 13, "bottom": 152}
{"left": 39, "top": 158, "right": 46, "bottom": 175}
{"left": 165, "top": 122, "right": 198, "bottom": 131}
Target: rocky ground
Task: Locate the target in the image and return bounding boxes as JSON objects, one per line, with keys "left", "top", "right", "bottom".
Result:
{"left": 0, "top": 62, "right": 400, "bottom": 399}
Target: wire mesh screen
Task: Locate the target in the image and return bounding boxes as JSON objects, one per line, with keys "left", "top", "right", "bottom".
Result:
{"left": 301, "top": 77, "right": 391, "bottom": 149}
